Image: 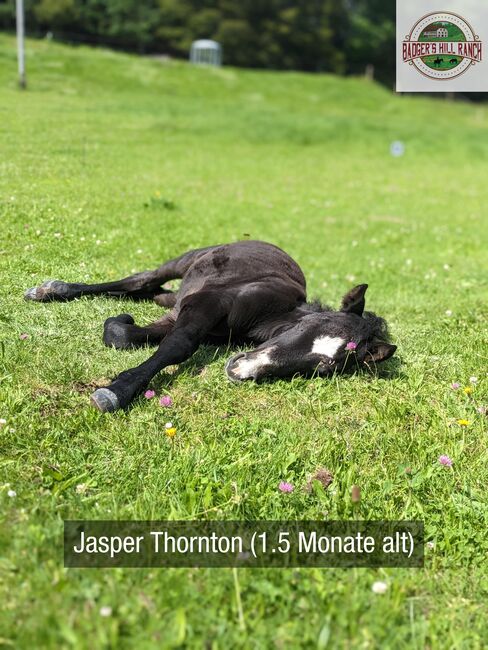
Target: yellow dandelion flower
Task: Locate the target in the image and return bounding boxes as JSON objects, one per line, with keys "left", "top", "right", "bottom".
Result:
{"left": 463, "top": 386, "right": 473, "bottom": 395}
{"left": 457, "top": 419, "right": 471, "bottom": 426}
{"left": 165, "top": 421, "right": 176, "bottom": 437}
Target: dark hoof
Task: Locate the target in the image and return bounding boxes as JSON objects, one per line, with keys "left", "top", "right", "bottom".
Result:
{"left": 91, "top": 388, "right": 120, "bottom": 412}
{"left": 103, "top": 314, "right": 135, "bottom": 349}
{"left": 24, "top": 280, "right": 70, "bottom": 302}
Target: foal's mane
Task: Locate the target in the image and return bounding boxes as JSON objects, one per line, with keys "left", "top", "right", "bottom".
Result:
{"left": 304, "top": 300, "right": 391, "bottom": 342}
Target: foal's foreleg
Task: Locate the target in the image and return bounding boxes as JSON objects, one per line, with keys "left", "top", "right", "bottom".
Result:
{"left": 103, "top": 313, "right": 176, "bottom": 349}
{"left": 91, "top": 292, "right": 225, "bottom": 412}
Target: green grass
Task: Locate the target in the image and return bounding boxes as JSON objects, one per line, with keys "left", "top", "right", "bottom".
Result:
{"left": 421, "top": 55, "right": 462, "bottom": 71}
{"left": 0, "top": 34, "right": 487, "bottom": 648}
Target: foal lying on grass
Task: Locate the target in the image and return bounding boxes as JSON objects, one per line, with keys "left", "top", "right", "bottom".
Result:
{"left": 25, "top": 240, "right": 396, "bottom": 412}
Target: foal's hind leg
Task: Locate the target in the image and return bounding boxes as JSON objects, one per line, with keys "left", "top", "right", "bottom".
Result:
{"left": 24, "top": 245, "right": 217, "bottom": 303}
{"left": 24, "top": 269, "right": 169, "bottom": 303}
{"left": 103, "top": 313, "right": 176, "bottom": 349}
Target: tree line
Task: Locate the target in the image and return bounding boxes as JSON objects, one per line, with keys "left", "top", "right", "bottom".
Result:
{"left": 0, "top": 0, "right": 395, "bottom": 82}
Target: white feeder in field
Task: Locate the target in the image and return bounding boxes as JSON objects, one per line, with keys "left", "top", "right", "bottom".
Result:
{"left": 190, "top": 40, "right": 222, "bottom": 67}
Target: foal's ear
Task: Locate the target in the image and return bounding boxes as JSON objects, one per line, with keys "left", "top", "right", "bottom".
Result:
{"left": 341, "top": 284, "right": 368, "bottom": 316}
{"left": 364, "top": 343, "right": 397, "bottom": 365}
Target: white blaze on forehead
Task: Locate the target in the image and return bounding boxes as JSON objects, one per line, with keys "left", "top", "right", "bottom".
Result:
{"left": 311, "top": 336, "right": 345, "bottom": 358}
{"left": 232, "top": 348, "right": 274, "bottom": 378}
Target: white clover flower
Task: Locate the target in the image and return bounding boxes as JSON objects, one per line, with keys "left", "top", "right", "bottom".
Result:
{"left": 371, "top": 581, "right": 388, "bottom": 594}
{"left": 99, "top": 606, "right": 112, "bottom": 617}
{"left": 7, "top": 489, "right": 17, "bottom": 498}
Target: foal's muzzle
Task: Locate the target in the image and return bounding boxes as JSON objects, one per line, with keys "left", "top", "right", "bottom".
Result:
{"left": 225, "top": 347, "right": 276, "bottom": 382}
{"left": 225, "top": 353, "right": 250, "bottom": 382}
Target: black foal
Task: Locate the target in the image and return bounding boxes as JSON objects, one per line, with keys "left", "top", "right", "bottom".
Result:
{"left": 25, "top": 241, "right": 396, "bottom": 412}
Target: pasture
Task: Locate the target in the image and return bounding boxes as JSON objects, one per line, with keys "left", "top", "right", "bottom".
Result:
{"left": 0, "top": 34, "right": 487, "bottom": 648}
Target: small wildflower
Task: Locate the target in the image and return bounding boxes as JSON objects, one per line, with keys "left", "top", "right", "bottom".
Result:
{"left": 0, "top": 418, "right": 6, "bottom": 426}
{"left": 53, "top": 232, "right": 61, "bottom": 238}
{"left": 159, "top": 395, "right": 173, "bottom": 407}
{"left": 7, "top": 489, "right": 17, "bottom": 498}
{"left": 445, "top": 310, "right": 453, "bottom": 317}
{"left": 477, "top": 406, "right": 487, "bottom": 415}
{"left": 346, "top": 341, "right": 357, "bottom": 351}
{"left": 371, "top": 581, "right": 388, "bottom": 594}
{"left": 76, "top": 484, "right": 87, "bottom": 494}
{"left": 469, "top": 376, "right": 478, "bottom": 384}
{"left": 165, "top": 422, "right": 176, "bottom": 437}
{"left": 457, "top": 419, "right": 471, "bottom": 426}
{"left": 463, "top": 386, "right": 473, "bottom": 395}
{"left": 19, "top": 333, "right": 29, "bottom": 340}
{"left": 99, "top": 606, "right": 112, "bottom": 617}
{"left": 451, "top": 382, "right": 460, "bottom": 390}
{"left": 279, "top": 481, "right": 294, "bottom": 493}
{"left": 438, "top": 455, "right": 453, "bottom": 467}
{"left": 144, "top": 390, "right": 155, "bottom": 399}
{"left": 426, "top": 541, "right": 435, "bottom": 550}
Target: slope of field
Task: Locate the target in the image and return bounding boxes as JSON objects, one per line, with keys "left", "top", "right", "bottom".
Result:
{"left": 0, "top": 34, "right": 487, "bottom": 648}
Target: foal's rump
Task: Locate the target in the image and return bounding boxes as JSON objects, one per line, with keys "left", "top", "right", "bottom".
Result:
{"left": 177, "top": 241, "right": 306, "bottom": 294}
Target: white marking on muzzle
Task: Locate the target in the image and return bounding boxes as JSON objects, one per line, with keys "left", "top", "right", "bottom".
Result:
{"left": 311, "top": 336, "right": 344, "bottom": 359}
{"left": 232, "top": 348, "right": 274, "bottom": 379}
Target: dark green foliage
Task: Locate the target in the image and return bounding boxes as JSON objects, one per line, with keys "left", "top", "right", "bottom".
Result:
{"left": 0, "top": 0, "right": 394, "bottom": 77}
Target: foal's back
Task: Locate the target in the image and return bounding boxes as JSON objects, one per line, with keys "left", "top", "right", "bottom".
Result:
{"left": 175, "top": 240, "right": 307, "bottom": 312}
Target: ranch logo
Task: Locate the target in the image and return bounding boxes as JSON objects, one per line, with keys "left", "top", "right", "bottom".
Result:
{"left": 402, "top": 12, "right": 482, "bottom": 80}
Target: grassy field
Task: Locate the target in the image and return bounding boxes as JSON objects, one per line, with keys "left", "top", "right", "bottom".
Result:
{"left": 0, "top": 34, "right": 487, "bottom": 648}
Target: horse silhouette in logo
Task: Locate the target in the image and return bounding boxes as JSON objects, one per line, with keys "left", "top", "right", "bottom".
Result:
{"left": 449, "top": 58, "right": 458, "bottom": 65}
{"left": 433, "top": 57, "right": 444, "bottom": 67}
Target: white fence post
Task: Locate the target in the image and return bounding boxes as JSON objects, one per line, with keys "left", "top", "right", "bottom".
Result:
{"left": 16, "top": 0, "right": 26, "bottom": 88}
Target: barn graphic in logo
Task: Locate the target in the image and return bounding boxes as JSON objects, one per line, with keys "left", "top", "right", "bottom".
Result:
{"left": 402, "top": 12, "right": 482, "bottom": 80}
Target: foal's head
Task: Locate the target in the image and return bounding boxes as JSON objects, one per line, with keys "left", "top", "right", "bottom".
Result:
{"left": 226, "top": 284, "right": 396, "bottom": 382}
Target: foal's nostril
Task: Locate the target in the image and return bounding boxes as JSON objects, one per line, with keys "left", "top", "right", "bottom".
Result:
{"left": 225, "top": 353, "right": 247, "bottom": 383}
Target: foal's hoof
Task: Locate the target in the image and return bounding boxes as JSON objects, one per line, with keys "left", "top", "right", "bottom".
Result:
{"left": 91, "top": 388, "right": 120, "bottom": 413}
{"left": 24, "top": 280, "right": 70, "bottom": 302}
{"left": 103, "top": 314, "right": 135, "bottom": 349}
